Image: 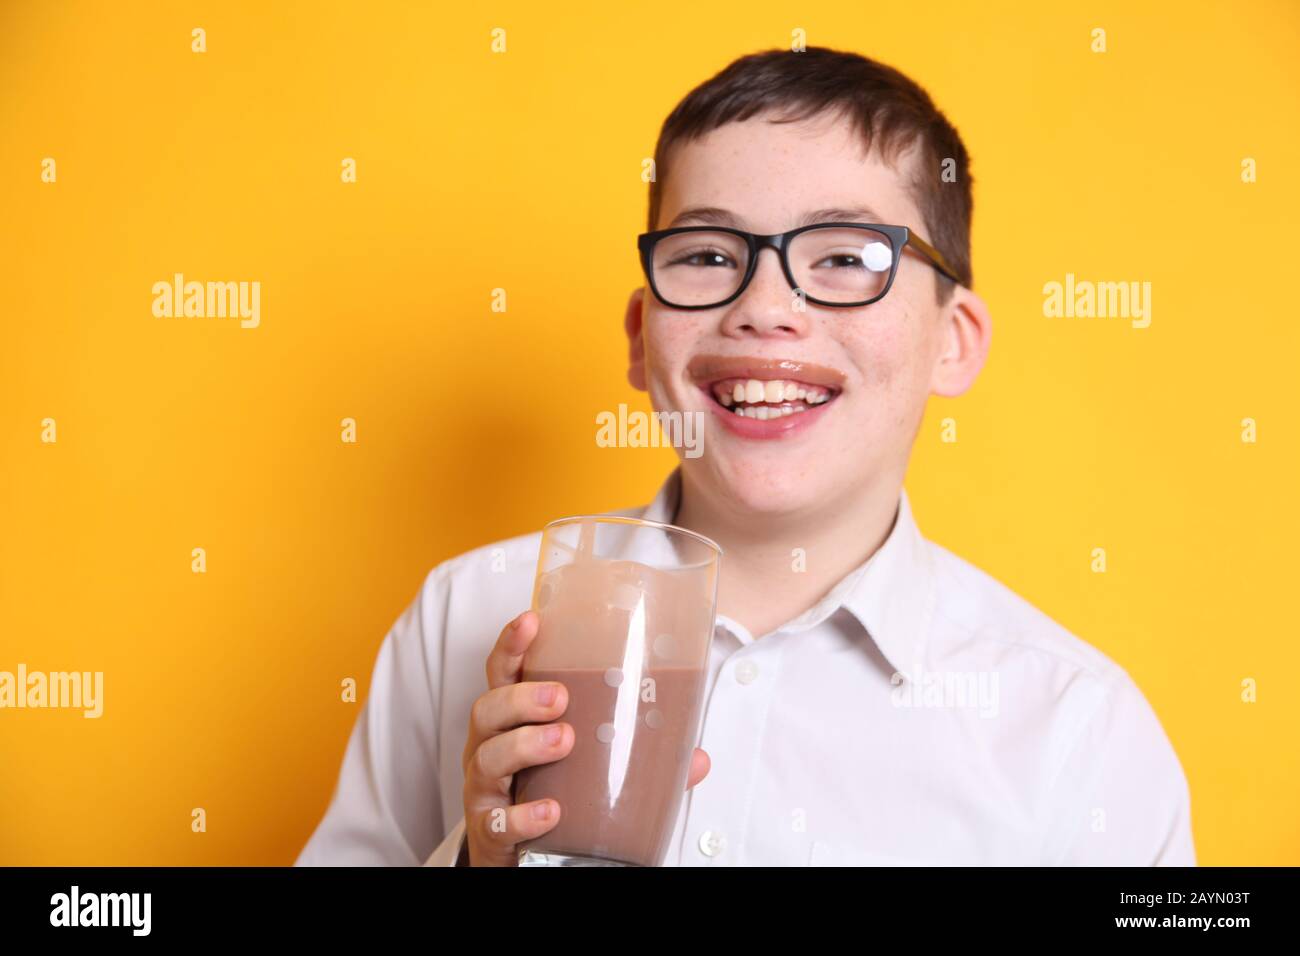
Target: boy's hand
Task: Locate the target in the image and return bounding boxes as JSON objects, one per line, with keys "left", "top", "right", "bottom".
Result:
{"left": 460, "top": 609, "right": 711, "bottom": 866}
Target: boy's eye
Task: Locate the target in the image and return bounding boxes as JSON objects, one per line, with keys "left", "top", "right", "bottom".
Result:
{"left": 810, "top": 252, "right": 863, "bottom": 270}
{"left": 667, "top": 247, "right": 739, "bottom": 269}
{"left": 804, "top": 239, "right": 893, "bottom": 273}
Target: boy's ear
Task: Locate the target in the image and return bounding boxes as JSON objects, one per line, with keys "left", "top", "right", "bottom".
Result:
{"left": 930, "top": 284, "right": 992, "bottom": 398}
{"left": 624, "top": 288, "right": 648, "bottom": 391}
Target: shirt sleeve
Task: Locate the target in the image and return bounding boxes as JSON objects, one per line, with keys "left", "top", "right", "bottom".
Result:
{"left": 295, "top": 566, "right": 455, "bottom": 866}
{"left": 1046, "top": 671, "right": 1196, "bottom": 866}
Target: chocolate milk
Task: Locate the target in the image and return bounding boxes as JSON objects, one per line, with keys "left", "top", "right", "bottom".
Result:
{"left": 513, "top": 522, "right": 716, "bottom": 866}
{"left": 514, "top": 665, "right": 706, "bottom": 866}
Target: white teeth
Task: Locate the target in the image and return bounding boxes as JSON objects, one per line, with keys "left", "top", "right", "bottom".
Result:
{"left": 714, "top": 377, "right": 836, "bottom": 416}
{"left": 730, "top": 402, "right": 812, "bottom": 420}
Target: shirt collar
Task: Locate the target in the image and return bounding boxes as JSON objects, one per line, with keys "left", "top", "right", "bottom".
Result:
{"left": 635, "top": 467, "right": 936, "bottom": 681}
{"left": 832, "top": 485, "right": 937, "bottom": 682}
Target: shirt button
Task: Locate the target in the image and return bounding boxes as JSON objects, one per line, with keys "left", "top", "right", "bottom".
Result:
{"left": 734, "top": 659, "right": 759, "bottom": 685}
{"left": 698, "top": 830, "right": 726, "bottom": 857}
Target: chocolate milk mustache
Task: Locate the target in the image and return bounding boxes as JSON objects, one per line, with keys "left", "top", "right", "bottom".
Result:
{"left": 513, "top": 519, "right": 716, "bottom": 866}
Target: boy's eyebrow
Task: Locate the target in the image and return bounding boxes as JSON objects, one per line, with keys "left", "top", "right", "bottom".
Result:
{"left": 666, "top": 205, "right": 886, "bottom": 229}
{"left": 796, "top": 206, "right": 886, "bottom": 227}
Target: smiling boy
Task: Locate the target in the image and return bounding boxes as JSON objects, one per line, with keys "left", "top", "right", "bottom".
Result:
{"left": 297, "top": 47, "right": 1194, "bottom": 867}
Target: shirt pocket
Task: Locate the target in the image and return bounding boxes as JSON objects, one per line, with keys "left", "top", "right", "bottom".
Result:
{"left": 809, "top": 841, "right": 931, "bottom": 867}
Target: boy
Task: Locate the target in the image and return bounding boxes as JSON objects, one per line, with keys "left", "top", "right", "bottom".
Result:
{"left": 297, "top": 47, "right": 1195, "bottom": 866}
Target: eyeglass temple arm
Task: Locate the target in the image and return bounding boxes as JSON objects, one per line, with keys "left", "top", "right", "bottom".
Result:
{"left": 905, "top": 233, "right": 962, "bottom": 285}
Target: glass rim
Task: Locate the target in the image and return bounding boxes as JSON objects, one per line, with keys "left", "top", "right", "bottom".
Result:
{"left": 541, "top": 514, "right": 723, "bottom": 560}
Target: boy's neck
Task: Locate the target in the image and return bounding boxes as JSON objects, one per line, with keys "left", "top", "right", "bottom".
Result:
{"left": 673, "top": 468, "right": 903, "bottom": 639}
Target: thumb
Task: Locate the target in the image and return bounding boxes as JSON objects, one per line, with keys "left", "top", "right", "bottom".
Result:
{"left": 686, "top": 747, "right": 710, "bottom": 789}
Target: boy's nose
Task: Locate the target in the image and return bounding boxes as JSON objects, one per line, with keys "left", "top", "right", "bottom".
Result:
{"left": 719, "top": 249, "right": 810, "bottom": 339}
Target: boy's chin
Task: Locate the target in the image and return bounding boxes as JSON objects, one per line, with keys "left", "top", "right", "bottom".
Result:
{"left": 700, "top": 466, "right": 833, "bottom": 518}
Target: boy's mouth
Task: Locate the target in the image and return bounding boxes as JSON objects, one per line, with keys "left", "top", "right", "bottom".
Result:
{"left": 706, "top": 377, "right": 837, "bottom": 419}
{"left": 686, "top": 354, "right": 846, "bottom": 434}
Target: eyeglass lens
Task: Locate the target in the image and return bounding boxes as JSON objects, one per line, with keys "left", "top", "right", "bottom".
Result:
{"left": 649, "top": 227, "right": 895, "bottom": 306}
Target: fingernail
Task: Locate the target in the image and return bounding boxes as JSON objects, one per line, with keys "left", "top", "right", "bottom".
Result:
{"left": 510, "top": 614, "right": 523, "bottom": 631}
{"left": 543, "top": 724, "right": 563, "bottom": 746}
{"left": 536, "top": 683, "right": 557, "bottom": 706}
{"left": 532, "top": 801, "right": 552, "bottom": 820}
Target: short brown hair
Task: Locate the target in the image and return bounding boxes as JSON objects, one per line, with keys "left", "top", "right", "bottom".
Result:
{"left": 646, "top": 47, "right": 974, "bottom": 299}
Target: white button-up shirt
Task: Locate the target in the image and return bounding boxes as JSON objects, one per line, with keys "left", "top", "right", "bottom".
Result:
{"left": 296, "top": 469, "right": 1195, "bottom": 866}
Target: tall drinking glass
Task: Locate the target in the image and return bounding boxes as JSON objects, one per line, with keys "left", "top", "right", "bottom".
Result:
{"left": 513, "top": 515, "right": 722, "bottom": 867}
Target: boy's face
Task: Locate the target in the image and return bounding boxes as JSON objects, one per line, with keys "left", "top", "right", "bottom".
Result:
{"left": 625, "top": 111, "right": 989, "bottom": 519}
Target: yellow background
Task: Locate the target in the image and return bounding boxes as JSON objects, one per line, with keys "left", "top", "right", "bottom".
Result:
{"left": 1, "top": 0, "right": 1297, "bottom": 865}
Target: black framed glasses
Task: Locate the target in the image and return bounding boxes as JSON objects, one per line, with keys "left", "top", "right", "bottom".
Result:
{"left": 637, "top": 222, "right": 961, "bottom": 310}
